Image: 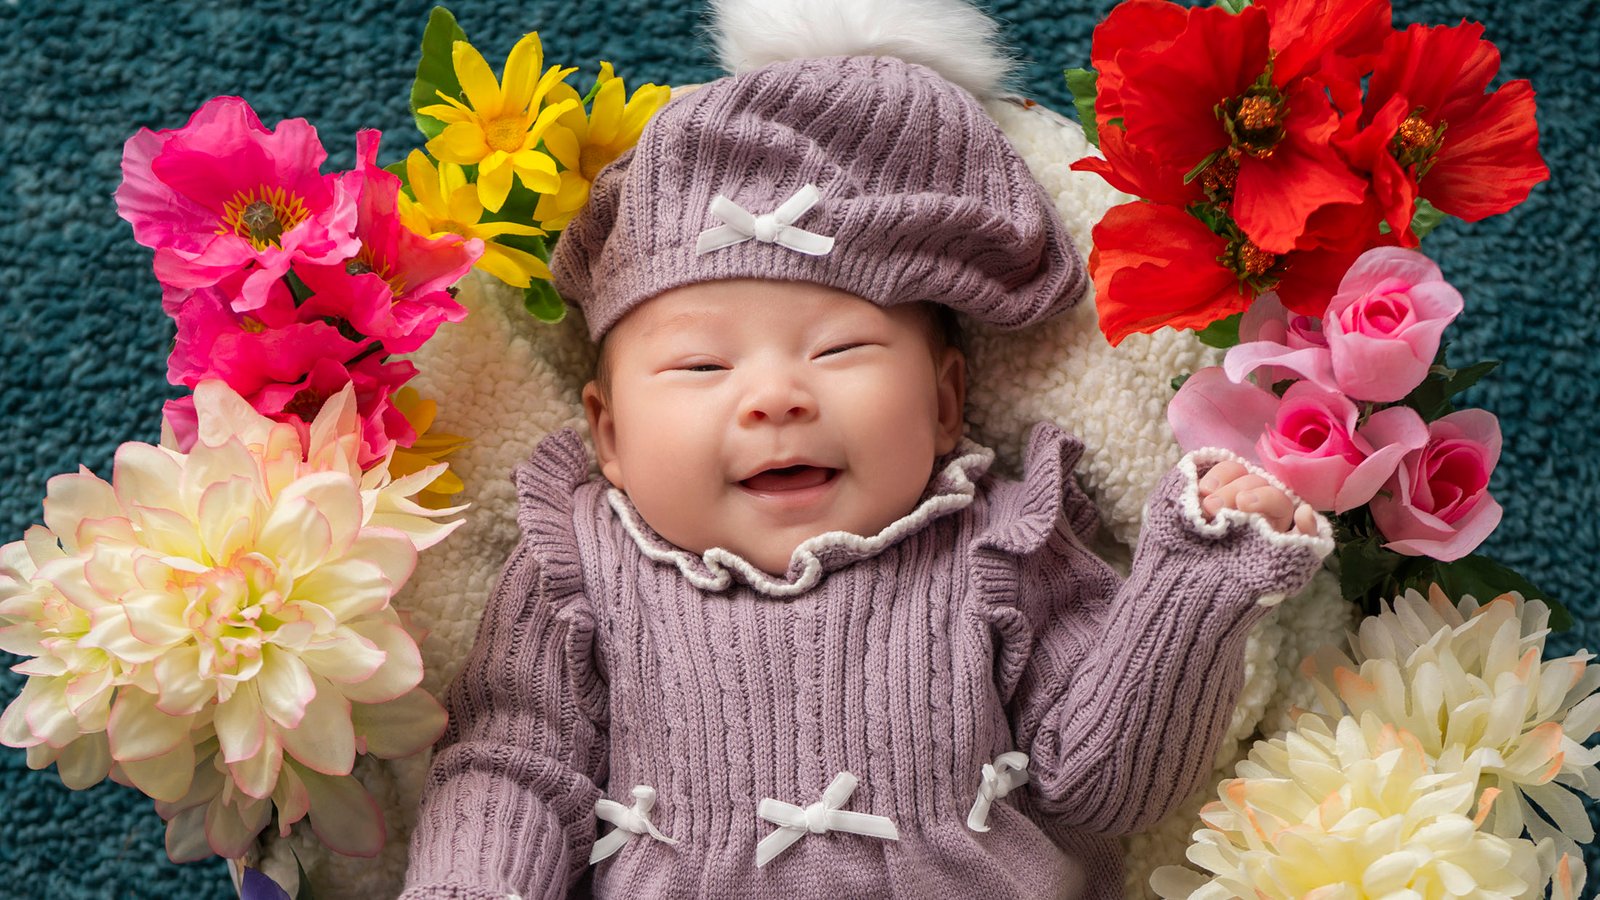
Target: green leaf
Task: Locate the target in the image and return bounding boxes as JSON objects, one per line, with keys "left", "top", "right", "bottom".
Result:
{"left": 1401, "top": 358, "right": 1499, "bottom": 421}
{"left": 1064, "top": 68, "right": 1100, "bottom": 148}
{"left": 1193, "top": 312, "right": 1243, "bottom": 349}
{"left": 1171, "top": 372, "right": 1191, "bottom": 392}
{"left": 523, "top": 278, "right": 567, "bottom": 324}
{"left": 411, "top": 7, "right": 470, "bottom": 142}
{"left": 384, "top": 159, "right": 411, "bottom": 196}
{"left": 1336, "top": 536, "right": 1403, "bottom": 606}
{"left": 1427, "top": 554, "right": 1574, "bottom": 631}
{"left": 1410, "top": 197, "right": 1448, "bottom": 241}
{"left": 1216, "top": 0, "right": 1252, "bottom": 12}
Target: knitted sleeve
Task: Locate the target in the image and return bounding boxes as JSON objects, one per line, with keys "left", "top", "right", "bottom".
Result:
{"left": 401, "top": 431, "right": 608, "bottom": 900}
{"left": 979, "top": 427, "right": 1334, "bottom": 837}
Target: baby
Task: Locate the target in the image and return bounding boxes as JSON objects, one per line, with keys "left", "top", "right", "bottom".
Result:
{"left": 401, "top": 6, "right": 1331, "bottom": 899}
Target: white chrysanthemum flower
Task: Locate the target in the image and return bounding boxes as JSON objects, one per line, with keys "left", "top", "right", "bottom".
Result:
{"left": 1152, "top": 714, "right": 1544, "bottom": 899}
{"left": 1300, "top": 584, "right": 1600, "bottom": 867}
{"left": 0, "top": 381, "right": 459, "bottom": 859}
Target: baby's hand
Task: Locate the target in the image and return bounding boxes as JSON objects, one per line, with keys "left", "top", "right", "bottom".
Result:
{"left": 1198, "top": 461, "right": 1320, "bottom": 536}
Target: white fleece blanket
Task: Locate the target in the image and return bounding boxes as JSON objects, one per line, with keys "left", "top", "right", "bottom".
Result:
{"left": 267, "top": 96, "right": 1357, "bottom": 899}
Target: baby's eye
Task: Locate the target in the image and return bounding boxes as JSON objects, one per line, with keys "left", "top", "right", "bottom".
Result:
{"left": 679, "top": 362, "right": 727, "bottom": 373}
{"left": 817, "top": 343, "right": 865, "bottom": 358}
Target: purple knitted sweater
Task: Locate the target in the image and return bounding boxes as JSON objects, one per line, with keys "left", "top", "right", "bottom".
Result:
{"left": 401, "top": 422, "right": 1332, "bottom": 900}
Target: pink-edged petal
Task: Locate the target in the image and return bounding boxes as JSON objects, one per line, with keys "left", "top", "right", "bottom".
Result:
{"left": 256, "top": 645, "right": 316, "bottom": 730}
{"left": 111, "top": 443, "right": 186, "bottom": 520}
{"left": 260, "top": 472, "right": 361, "bottom": 568}
{"left": 118, "top": 738, "right": 198, "bottom": 803}
{"left": 351, "top": 688, "right": 447, "bottom": 759}
{"left": 107, "top": 687, "right": 192, "bottom": 762}
{"left": 272, "top": 760, "right": 313, "bottom": 832}
{"left": 43, "top": 469, "right": 122, "bottom": 555}
{"left": 289, "top": 558, "right": 396, "bottom": 623}
{"left": 338, "top": 618, "right": 424, "bottom": 704}
{"left": 153, "top": 645, "right": 215, "bottom": 716}
{"left": 1359, "top": 405, "right": 1432, "bottom": 455}
{"left": 164, "top": 805, "right": 213, "bottom": 863}
{"left": 254, "top": 499, "right": 333, "bottom": 580}
{"left": 56, "top": 732, "right": 113, "bottom": 789}
{"left": 205, "top": 791, "right": 273, "bottom": 858}
{"left": 23, "top": 677, "right": 83, "bottom": 748}
{"left": 196, "top": 477, "right": 260, "bottom": 566}
{"left": 1167, "top": 367, "right": 1279, "bottom": 461}
{"left": 226, "top": 729, "right": 284, "bottom": 800}
{"left": 0, "top": 680, "right": 50, "bottom": 748}
{"left": 297, "top": 627, "right": 387, "bottom": 686}
{"left": 278, "top": 675, "right": 355, "bottom": 776}
{"left": 121, "top": 589, "right": 192, "bottom": 649}
{"left": 215, "top": 683, "right": 266, "bottom": 764}
{"left": 297, "top": 766, "right": 385, "bottom": 857}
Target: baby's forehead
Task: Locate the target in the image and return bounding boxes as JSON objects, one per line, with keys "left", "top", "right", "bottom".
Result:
{"left": 612, "top": 279, "right": 894, "bottom": 341}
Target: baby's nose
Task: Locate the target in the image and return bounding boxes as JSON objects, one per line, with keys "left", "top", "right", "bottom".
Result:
{"left": 740, "top": 378, "right": 817, "bottom": 426}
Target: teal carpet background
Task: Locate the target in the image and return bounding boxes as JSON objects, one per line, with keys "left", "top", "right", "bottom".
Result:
{"left": 1, "top": 0, "right": 1594, "bottom": 896}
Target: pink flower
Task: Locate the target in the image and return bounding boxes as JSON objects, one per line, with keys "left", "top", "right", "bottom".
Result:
{"left": 1324, "top": 247, "right": 1463, "bottom": 402}
{"left": 165, "top": 277, "right": 363, "bottom": 396}
{"left": 1170, "top": 372, "right": 1427, "bottom": 512}
{"left": 1228, "top": 293, "right": 1335, "bottom": 390}
{"left": 115, "top": 96, "right": 359, "bottom": 312}
{"left": 293, "top": 131, "right": 478, "bottom": 354}
{"left": 165, "top": 355, "right": 416, "bottom": 469}
{"left": 1257, "top": 382, "right": 1427, "bottom": 512}
{"left": 1366, "top": 409, "right": 1502, "bottom": 561}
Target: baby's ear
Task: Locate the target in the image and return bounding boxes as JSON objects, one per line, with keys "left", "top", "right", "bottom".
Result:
{"left": 582, "top": 381, "right": 626, "bottom": 489}
{"left": 934, "top": 346, "right": 967, "bottom": 455}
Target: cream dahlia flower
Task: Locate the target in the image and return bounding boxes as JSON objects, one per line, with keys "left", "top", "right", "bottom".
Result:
{"left": 1301, "top": 585, "right": 1600, "bottom": 866}
{"left": 0, "top": 381, "right": 460, "bottom": 859}
{"left": 1151, "top": 714, "right": 1545, "bottom": 899}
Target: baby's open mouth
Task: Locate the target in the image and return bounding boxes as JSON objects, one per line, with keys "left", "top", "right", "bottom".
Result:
{"left": 739, "top": 465, "right": 839, "bottom": 493}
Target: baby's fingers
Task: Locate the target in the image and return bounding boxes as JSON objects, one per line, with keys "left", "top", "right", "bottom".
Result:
{"left": 1201, "top": 472, "right": 1269, "bottom": 518}
{"left": 1198, "top": 461, "right": 1248, "bottom": 496}
{"left": 1293, "top": 503, "right": 1320, "bottom": 536}
{"left": 1235, "top": 486, "right": 1294, "bottom": 532}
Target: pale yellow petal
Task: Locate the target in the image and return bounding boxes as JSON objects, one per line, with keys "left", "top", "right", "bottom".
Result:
{"left": 475, "top": 243, "right": 550, "bottom": 288}
{"left": 512, "top": 151, "right": 562, "bottom": 195}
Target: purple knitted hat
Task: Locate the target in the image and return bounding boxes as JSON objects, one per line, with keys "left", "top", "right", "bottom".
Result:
{"left": 550, "top": 53, "right": 1087, "bottom": 341}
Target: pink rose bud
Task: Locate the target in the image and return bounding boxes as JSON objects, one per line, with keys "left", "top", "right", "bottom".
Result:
{"left": 1325, "top": 247, "right": 1464, "bottom": 402}
{"left": 1366, "top": 409, "right": 1503, "bottom": 561}
{"left": 1255, "top": 382, "right": 1423, "bottom": 512}
{"left": 1231, "top": 294, "right": 1334, "bottom": 390}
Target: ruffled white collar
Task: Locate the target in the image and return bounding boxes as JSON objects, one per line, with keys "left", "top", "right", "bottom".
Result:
{"left": 606, "top": 439, "right": 996, "bottom": 598}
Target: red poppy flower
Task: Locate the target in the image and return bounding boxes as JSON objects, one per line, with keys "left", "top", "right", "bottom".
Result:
{"left": 1353, "top": 22, "right": 1548, "bottom": 231}
{"left": 1088, "top": 199, "right": 1381, "bottom": 346}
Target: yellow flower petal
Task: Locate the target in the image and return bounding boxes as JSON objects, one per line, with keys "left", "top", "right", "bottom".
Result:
{"left": 445, "top": 184, "right": 485, "bottom": 226}
{"left": 477, "top": 158, "right": 516, "bottom": 213}
{"left": 476, "top": 242, "right": 550, "bottom": 287}
{"left": 452, "top": 39, "right": 504, "bottom": 119}
{"left": 543, "top": 125, "right": 582, "bottom": 172}
{"left": 472, "top": 219, "right": 546, "bottom": 239}
{"left": 588, "top": 76, "right": 625, "bottom": 147}
{"left": 512, "top": 151, "right": 562, "bottom": 195}
{"left": 499, "top": 32, "right": 546, "bottom": 113}
{"left": 404, "top": 151, "right": 445, "bottom": 212}
{"left": 427, "top": 122, "right": 491, "bottom": 165}
{"left": 527, "top": 97, "right": 582, "bottom": 149}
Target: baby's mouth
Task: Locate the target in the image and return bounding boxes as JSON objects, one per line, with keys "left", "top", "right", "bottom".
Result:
{"left": 739, "top": 465, "right": 839, "bottom": 493}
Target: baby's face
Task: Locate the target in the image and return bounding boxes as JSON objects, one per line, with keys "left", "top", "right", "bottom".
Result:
{"left": 583, "top": 279, "right": 965, "bottom": 576}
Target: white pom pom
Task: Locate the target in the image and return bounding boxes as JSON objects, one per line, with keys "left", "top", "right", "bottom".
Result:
{"left": 706, "top": 0, "right": 1019, "bottom": 100}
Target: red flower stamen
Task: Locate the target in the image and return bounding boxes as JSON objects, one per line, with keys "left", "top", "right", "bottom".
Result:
{"left": 1219, "top": 83, "right": 1287, "bottom": 160}
{"left": 1228, "top": 237, "right": 1279, "bottom": 280}
{"left": 1201, "top": 154, "right": 1241, "bottom": 203}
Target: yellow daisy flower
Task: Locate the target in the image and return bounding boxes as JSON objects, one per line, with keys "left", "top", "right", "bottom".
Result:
{"left": 535, "top": 63, "right": 671, "bottom": 230}
{"left": 388, "top": 387, "right": 470, "bottom": 509}
{"left": 398, "top": 150, "right": 552, "bottom": 288}
{"left": 418, "top": 32, "right": 581, "bottom": 213}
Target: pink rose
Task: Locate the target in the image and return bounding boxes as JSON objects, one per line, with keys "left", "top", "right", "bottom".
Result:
{"left": 1255, "top": 382, "right": 1427, "bottom": 512}
{"left": 1229, "top": 293, "right": 1333, "bottom": 390}
{"left": 1365, "top": 409, "right": 1503, "bottom": 561}
{"left": 1324, "top": 247, "right": 1463, "bottom": 402}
